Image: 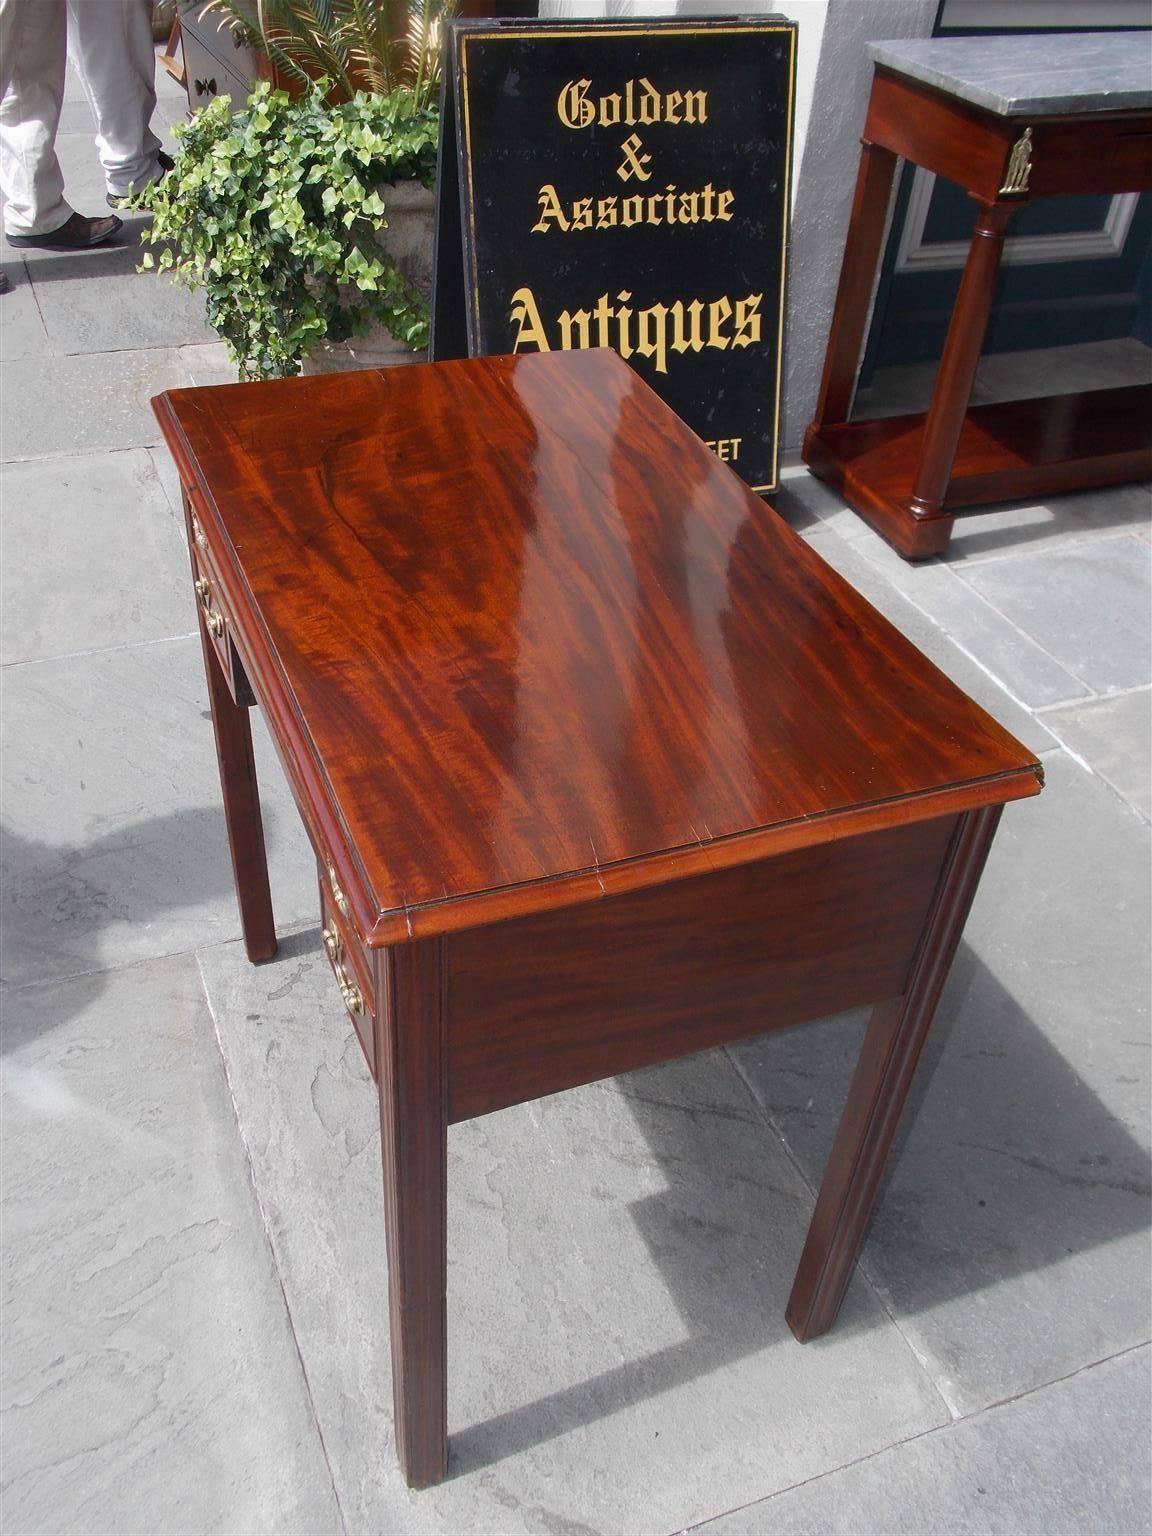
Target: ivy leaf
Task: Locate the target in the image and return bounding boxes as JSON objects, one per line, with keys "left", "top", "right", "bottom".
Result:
{"left": 138, "top": 80, "right": 438, "bottom": 380}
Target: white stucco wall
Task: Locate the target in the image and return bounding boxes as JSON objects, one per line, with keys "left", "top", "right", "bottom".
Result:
{"left": 539, "top": 0, "right": 937, "bottom": 450}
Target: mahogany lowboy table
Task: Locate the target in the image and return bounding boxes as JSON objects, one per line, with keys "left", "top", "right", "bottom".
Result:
{"left": 154, "top": 350, "right": 1042, "bottom": 1487}
{"left": 803, "top": 35, "right": 1152, "bottom": 559}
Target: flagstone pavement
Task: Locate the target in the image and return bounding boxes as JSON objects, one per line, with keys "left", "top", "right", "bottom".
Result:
{"left": 2, "top": 55, "right": 1150, "bottom": 1536}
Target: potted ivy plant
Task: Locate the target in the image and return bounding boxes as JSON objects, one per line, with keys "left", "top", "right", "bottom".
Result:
{"left": 140, "top": 0, "right": 450, "bottom": 379}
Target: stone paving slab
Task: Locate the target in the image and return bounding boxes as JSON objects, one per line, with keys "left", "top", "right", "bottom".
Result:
{"left": 1041, "top": 687, "right": 1152, "bottom": 822}
{"left": 0, "top": 953, "right": 341, "bottom": 1536}
{"left": 955, "top": 534, "right": 1152, "bottom": 696}
{"left": 1, "top": 449, "right": 191, "bottom": 664}
{"left": 1, "top": 637, "right": 316, "bottom": 986}
{"left": 939, "top": 481, "right": 1152, "bottom": 566}
{"left": 730, "top": 750, "right": 1151, "bottom": 1416}
{"left": 694, "top": 1346, "right": 1152, "bottom": 1536}
{"left": 29, "top": 247, "right": 213, "bottom": 355}
{"left": 0, "top": 345, "right": 189, "bottom": 458}
{"left": 0, "top": 260, "right": 50, "bottom": 362}
{"left": 197, "top": 934, "right": 951, "bottom": 1536}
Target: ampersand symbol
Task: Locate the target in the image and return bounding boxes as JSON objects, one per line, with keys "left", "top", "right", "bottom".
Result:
{"left": 616, "top": 133, "right": 653, "bottom": 184}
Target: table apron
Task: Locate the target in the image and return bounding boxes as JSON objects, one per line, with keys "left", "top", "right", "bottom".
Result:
{"left": 443, "top": 813, "right": 960, "bottom": 1123}
{"left": 866, "top": 70, "right": 1152, "bottom": 201}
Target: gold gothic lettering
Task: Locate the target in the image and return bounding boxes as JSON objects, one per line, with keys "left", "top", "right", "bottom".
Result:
{"left": 508, "top": 287, "right": 763, "bottom": 375}
{"left": 531, "top": 182, "right": 735, "bottom": 235}
{"left": 557, "top": 77, "right": 708, "bottom": 131}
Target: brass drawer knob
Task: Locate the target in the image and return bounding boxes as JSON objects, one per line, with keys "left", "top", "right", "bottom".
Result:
{"left": 191, "top": 515, "right": 208, "bottom": 553}
{"left": 327, "top": 861, "right": 350, "bottom": 919}
{"left": 206, "top": 608, "right": 224, "bottom": 639}
{"left": 321, "top": 926, "right": 365, "bottom": 1017}
{"left": 195, "top": 576, "right": 210, "bottom": 603}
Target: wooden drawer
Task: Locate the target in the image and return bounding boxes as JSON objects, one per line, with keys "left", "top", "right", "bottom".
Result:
{"left": 182, "top": 1, "right": 263, "bottom": 77}
{"left": 182, "top": 29, "right": 254, "bottom": 113}
{"left": 319, "top": 870, "right": 377, "bottom": 1077}
{"left": 188, "top": 509, "right": 254, "bottom": 706}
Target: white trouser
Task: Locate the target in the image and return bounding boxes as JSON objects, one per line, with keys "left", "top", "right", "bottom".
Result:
{"left": 0, "top": 0, "right": 70, "bottom": 235}
{"left": 0, "top": 0, "right": 161, "bottom": 236}
{"left": 68, "top": 0, "right": 162, "bottom": 198}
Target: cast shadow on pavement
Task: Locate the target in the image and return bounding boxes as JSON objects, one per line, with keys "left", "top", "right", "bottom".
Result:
{"left": 450, "top": 944, "right": 1149, "bottom": 1472}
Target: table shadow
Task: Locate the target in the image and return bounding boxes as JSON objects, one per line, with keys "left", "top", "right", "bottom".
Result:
{"left": 450, "top": 943, "right": 1149, "bottom": 1474}
{"left": 0, "top": 802, "right": 289, "bottom": 1050}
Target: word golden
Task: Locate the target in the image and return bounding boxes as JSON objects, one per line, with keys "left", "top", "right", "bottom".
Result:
{"left": 533, "top": 181, "right": 735, "bottom": 234}
{"left": 510, "top": 286, "right": 762, "bottom": 375}
{"left": 558, "top": 77, "right": 708, "bottom": 131}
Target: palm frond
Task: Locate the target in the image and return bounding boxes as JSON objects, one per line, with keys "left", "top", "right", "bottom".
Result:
{"left": 345, "top": 0, "right": 397, "bottom": 93}
{"left": 201, "top": 0, "right": 451, "bottom": 105}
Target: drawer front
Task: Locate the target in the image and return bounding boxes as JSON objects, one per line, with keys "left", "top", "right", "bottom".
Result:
{"left": 319, "top": 875, "right": 377, "bottom": 1077}
{"left": 182, "top": 30, "right": 253, "bottom": 113}
{"left": 189, "top": 509, "right": 254, "bottom": 706}
{"left": 182, "top": 2, "right": 263, "bottom": 81}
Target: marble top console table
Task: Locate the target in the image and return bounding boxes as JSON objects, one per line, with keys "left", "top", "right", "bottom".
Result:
{"left": 803, "top": 32, "right": 1152, "bottom": 559}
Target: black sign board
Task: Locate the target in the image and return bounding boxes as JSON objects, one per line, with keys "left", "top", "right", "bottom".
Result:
{"left": 432, "top": 15, "right": 796, "bottom": 494}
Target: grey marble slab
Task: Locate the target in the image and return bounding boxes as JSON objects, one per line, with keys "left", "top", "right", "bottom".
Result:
{"left": 1, "top": 636, "right": 316, "bottom": 985}
{"left": 868, "top": 33, "right": 1152, "bottom": 116}
{"left": 0, "top": 953, "right": 341, "bottom": 1535}
{"left": 695, "top": 1346, "right": 1151, "bottom": 1536}
{"left": 197, "top": 933, "right": 951, "bottom": 1536}
{"left": 730, "top": 750, "right": 1151, "bottom": 1415}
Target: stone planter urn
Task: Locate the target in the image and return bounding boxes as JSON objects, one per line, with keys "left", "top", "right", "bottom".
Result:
{"left": 302, "top": 181, "right": 436, "bottom": 375}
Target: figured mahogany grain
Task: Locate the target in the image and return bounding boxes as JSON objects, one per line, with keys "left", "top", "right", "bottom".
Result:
{"left": 867, "top": 69, "right": 1152, "bottom": 201}
{"left": 447, "top": 814, "right": 958, "bottom": 1123}
{"left": 154, "top": 351, "right": 1039, "bottom": 945}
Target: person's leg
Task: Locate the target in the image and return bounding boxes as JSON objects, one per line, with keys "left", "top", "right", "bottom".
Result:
{"left": 67, "top": 0, "right": 163, "bottom": 200}
{"left": 0, "top": 0, "right": 72, "bottom": 237}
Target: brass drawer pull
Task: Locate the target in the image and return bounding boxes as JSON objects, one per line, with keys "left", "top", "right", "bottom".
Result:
{"left": 191, "top": 515, "right": 209, "bottom": 553}
{"left": 322, "top": 925, "right": 365, "bottom": 1016}
{"left": 195, "top": 576, "right": 210, "bottom": 603}
{"left": 206, "top": 607, "right": 225, "bottom": 639}
{"left": 327, "top": 861, "right": 350, "bottom": 919}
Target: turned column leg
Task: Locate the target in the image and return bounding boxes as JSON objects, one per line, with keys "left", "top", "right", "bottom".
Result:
{"left": 376, "top": 937, "right": 449, "bottom": 1488}
{"left": 185, "top": 495, "right": 276, "bottom": 964}
{"left": 908, "top": 200, "right": 1018, "bottom": 528}
{"left": 786, "top": 806, "right": 1002, "bottom": 1342}
{"left": 806, "top": 138, "right": 899, "bottom": 438}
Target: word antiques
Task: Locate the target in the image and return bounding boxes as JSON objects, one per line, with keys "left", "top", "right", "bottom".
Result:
{"left": 512, "top": 75, "right": 759, "bottom": 373}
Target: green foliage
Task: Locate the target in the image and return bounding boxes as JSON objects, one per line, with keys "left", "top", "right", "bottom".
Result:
{"left": 139, "top": 81, "right": 439, "bottom": 380}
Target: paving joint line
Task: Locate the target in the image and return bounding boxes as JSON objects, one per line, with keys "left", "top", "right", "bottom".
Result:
{"left": 670, "top": 1339, "right": 1152, "bottom": 1536}
{"left": 2, "top": 630, "right": 199, "bottom": 669}
{"left": 193, "top": 947, "right": 350, "bottom": 1536}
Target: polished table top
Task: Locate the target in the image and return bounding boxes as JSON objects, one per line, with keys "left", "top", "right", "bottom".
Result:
{"left": 156, "top": 350, "right": 1040, "bottom": 944}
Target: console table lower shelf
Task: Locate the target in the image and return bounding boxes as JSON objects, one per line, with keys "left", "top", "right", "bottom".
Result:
{"left": 805, "top": 383, "right": 1152, "bottom": 559}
